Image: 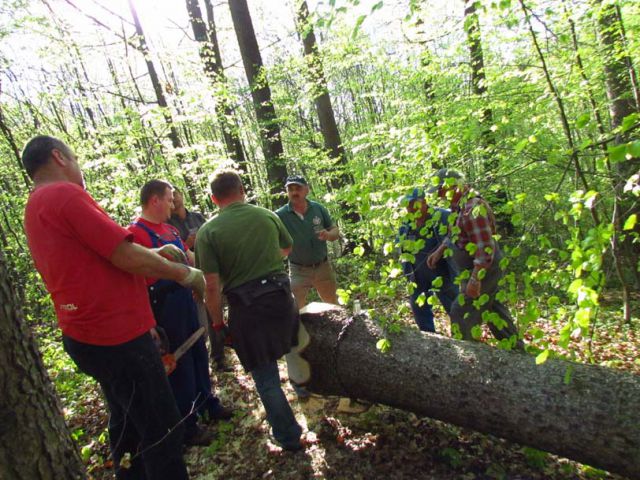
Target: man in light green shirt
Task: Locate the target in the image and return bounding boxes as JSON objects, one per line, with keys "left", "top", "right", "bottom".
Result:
{"left": 275, "top": 175, "right": 340, "bottom": 309}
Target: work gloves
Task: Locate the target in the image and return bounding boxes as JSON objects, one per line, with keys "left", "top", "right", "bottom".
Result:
{"left": 179, "top": 265, "right": 206, "bottom": 301}
{"left": 155, "top": 244, "right": 187, "bottom": 264}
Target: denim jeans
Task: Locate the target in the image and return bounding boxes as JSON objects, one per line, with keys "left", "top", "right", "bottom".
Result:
{"left": 251, "top": 361, "right": 302, "bottom": 449}
{"left": 409, "top": 258, "right": 458, "bottom": 332}
{"left": 63, "top": 332, "right": 188, "bottom": 480}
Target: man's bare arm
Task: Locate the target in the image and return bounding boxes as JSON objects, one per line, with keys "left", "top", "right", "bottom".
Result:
{"left": 110, "top": 240, "right": 189, "bottom": 280}
{"left": 204, "top": 272, "right": 224, "bottom": 327}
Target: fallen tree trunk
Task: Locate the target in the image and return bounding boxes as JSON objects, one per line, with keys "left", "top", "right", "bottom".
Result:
{"left": 299, "top": 304, "right": 640, "bottom": 479}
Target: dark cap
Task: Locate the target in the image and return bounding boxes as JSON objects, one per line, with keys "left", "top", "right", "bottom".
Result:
{"left": 427, "top": 168, "right": 464, "bottom": 193}
{"left": 285, "top": 175, "right": 308, "bottom": 187}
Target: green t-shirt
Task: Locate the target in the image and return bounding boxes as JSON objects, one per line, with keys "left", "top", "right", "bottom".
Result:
{"left": 275, "top": 200, "right": 334, "bottom": 265}
{"left": 195, "top": 202, "right": 292, "bottom": 290}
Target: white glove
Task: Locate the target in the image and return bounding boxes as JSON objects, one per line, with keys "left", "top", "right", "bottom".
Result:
{"left": 178, "top": 266, "right": 206, "bottom": 301}
{"left": 155, "top": 244, "right": 187, "bottom": 264}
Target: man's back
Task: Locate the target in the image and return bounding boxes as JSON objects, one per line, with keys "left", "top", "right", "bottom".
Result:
{"left": 196, "top": 202, "right": 291, "bottom": 290}
{"left": 24, "top": 181, "right": 154, "bottom": 345}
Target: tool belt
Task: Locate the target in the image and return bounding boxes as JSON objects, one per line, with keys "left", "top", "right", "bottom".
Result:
{"left": 224, "top": 273, "right": 291, "bottom": 307}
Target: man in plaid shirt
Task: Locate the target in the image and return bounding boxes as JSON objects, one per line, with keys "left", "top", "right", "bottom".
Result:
{"left": 426, "top": 169, "right": 522, "bottom": 349}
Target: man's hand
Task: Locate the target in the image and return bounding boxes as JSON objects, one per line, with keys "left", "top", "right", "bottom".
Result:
{"left": 154, "top": 244, "right": 187, "bottom": 264}
{"left": 465, "top": 277, "right": 481, "bottom": 299}
{"left": 426, "top": 244, "right": 445, "bottom": 269}
{"left": 179, "top": 266, "right": 206, "bottom": 301}
{"left": 316, "top": 229, "right": 330, "bottom": 241}
{"left": 185, "top": 232, "right": 197, "bottom": 250}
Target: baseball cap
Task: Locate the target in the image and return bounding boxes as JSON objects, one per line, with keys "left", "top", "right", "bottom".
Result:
{"left": 285, "top": 175, "right": 308, "bottom": 187}
{"left": 427, "top": 168, "right": 464, "bottom": 193}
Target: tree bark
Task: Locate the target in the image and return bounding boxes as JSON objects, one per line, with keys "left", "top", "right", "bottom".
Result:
{"left": 128, "top": 0, "right": 198, "bottom": 206}
{"left": 228, "top": 0, "right": 287, "bottom": 207}
{"left": 186, "top": 0, "right": 247, "bottom": 170}
{"left": 463, "top": 0, "right": 495, "bottom": 153}
{"left": 296, "top": 1, "right": 346, "bottom": 169}
{"left": 299, "top": 304, "right": 640, "bottom": 479}
{"left": 593, "top": 0, "right": 640, "bottom": 311}
{"left": 0, "top": 253, "right": 85, "bottom": 479}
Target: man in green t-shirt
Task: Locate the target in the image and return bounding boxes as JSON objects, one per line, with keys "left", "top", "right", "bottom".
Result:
{"left": 195, "top": 169, "right": 305, "bottom": 451}
{"left": 275, "top": 175, "right": 340, "bottom": 309}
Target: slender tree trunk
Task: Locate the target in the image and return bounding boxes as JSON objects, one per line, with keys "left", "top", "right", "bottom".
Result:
{"left": 593, "top": 0, "right": 640, "bottom": 319}
{"left": 0, "top": 253, "right": 85, "bottom": 480}
{"left": 614, "top": 4, "right": 640, "bottom": 111}
{"left": 519, "top": 0, "right": 599, "bottom": 224}
{"left": 463, "top": 0, "right": 495, "bottom": 155}
{"left": 127, "top": 0, "right": 198, "bottom": 205}
{"left": 564, "top": 0, "right": 633, "bottom": 321}
{"left": 296, "top": 1, "right": 346, "bottom": 169}
{"left": 228, "top": 0, "right": 287, "bottom": 207}
{"left": 186, "top": 0, "right": 247, "bottom": 172}
{"left": 0, "top": 86, "right": 30, "bottom": 189}
{"left": 296, "top": 1, "right": 361, "bottom": 225}
{"left": 300, "top": 305, "right": 640, "bottom": 479}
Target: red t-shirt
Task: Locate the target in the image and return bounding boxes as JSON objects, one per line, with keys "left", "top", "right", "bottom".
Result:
{"left": 128, "top": 218, "right": 185, "bottom": 285}
{"left": 24, "top": 182, "right": 155, "bottom": 345}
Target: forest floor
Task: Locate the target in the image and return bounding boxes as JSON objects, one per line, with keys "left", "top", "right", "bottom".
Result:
{"left": 70, "top": 306, "right": 639, "bottom": 480}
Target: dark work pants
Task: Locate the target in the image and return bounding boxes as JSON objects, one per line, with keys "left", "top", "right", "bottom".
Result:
{"left": 63, "top": 333, "right": 188, "bottom": 480}
{"left": 450, "top": 245, "right": 521, "bottom": 347}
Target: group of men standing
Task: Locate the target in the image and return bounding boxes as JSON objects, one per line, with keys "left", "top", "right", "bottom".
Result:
{"left": 20, "top": 135, "right": 345, "bottom": 479}
{"left": 20, "top": 134, "right": 522, "bottom": 479}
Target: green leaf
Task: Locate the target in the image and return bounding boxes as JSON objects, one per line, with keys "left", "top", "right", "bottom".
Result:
{"left": 376, "top": 338, "right": 391, "bottom": 353}
{"left": 535, "top": 349, "right": 549, "bottom": 365}
{"left": 514, "top": 138, "right": 528, "bottom": 153}
{"left": 526, "top": 255, "right": 539, "bottom": 268}
{"left": 620, "top": 112, "right": 639, "bottom": 132}
{"left": 352, "top": 14, "right": 367, "bottom": 39}
{"left": 624, "top": 214, "right": 637, "bottom": 231}
{"left": 629, "top": 141, "right": 640, "bottom": 158}
{"left": 371, "top": 1, "right": 384, "bottom": 12}
{"left": 608, "top": 144, "right": 627, "bottom": 163}
{"left": 575, "top": 113, "right": 590, "bottom": 128}
{"left": 353, "top": 245, "right": 365, "bottom": 256}
{"left": 432, "top": 276, "right": 443, "bottom": 288}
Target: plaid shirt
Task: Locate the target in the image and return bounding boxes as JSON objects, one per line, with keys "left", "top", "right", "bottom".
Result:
{"left": 452, "top": 195, "right": 496, "bottom": 270}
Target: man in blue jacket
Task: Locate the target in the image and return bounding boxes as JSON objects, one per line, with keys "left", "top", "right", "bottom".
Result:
{"left": 398, "top": 188, "right": 458, "bottom": 333}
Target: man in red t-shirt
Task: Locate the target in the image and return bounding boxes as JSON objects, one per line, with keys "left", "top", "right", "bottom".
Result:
{"left": 22, "top": 135, "right": 205, "bottom": 480}
{"left": 128, "top": 180, "right": 231, "bottom": 447}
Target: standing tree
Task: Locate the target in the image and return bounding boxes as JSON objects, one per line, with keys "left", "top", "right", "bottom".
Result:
{"left": 593, "top": 0, "right": 640, "bottom": 321}
{"left": 296, "top": 1, "right": 346, "bottom": 171}
{"left": 0, "top": 252, "right": 85, "bottom": 479}
{"left": 228, "top": 0, "right": 288, "bottom": 206}
{"left": 128, "top": 0, "right": 198, "bottom": 205}
{"left": 185, "top": 0, "right": 247, "bottom": 169}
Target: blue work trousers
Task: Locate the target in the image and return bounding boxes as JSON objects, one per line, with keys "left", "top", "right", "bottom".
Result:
{"left": 409, "top": 258, "right": 458, "bottom": 333}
